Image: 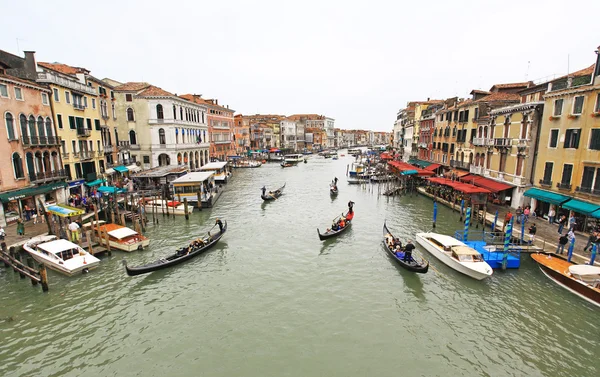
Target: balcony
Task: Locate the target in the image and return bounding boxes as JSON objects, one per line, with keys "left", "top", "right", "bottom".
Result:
{"left": 28, "top": 169, "right": 67, "bottom": 183}
{"left": 472, "top": 137, "right": 494, "bottom": 147}
{"left": 130, "top": 144, "right": 141, "bottom": 150}
{"left": 37, "top": 72, "right": 97, "bottom": 96}
{"left": 494, "top": 138, "right": 513, "bottom": 147}
{"left": 103, "top": 145, "right": 114, "bottom": 153}
{"left": 118, "top": 141, "right": 130, "bottom": 151}
{"left": 80, "top": 151, "right": 93, "bottom": 161}
{"left": 97, "top": 150, "right": 104, "bottom": 157}
{"left": 450, "top": 160, "right": 471, "bottom": 170}
{"left": 21, "top": 135, "right": 61, "bottom": 146}
{"left": 77, "top": 128, "right": 91, "bottom": 137}
{"left": 556, "top": 182, "right": 571, "bottom": 190}
{"left": 73, "top": 103, "right": 86, "bottom": 111}
{"left": 418, "top": 142, "right": 428, "bottom": 149}
{"left": 215, "top": 140, "right": 232, "bottom": 145}
{"left": 516, "top": 138, "right": 530, "bottom": 148}
{"left": 62, "top": 152, "right": 69, "bottom": 159}
{"left": 470, "top": 165, "right": 484, "bottom": 175}
{"left": 576, "top": 186, "right": 592, "bottom": 194}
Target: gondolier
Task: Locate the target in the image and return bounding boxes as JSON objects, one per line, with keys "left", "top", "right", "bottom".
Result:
{"left": 404, "top": 240, "right": 415, "bottom": 262}
{"left": 216, "top": 218, "right": 224, "bottom": 233}
{"left": 348, "top": 200, "right": 355, "bottom": 213}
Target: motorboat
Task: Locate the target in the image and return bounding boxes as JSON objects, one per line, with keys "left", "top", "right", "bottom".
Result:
{"left": 284, "top": 154, "right": 304, "bottom": 163}
{"left": 415, "top": 232, "right": 493, "bottom": 280}
{"left": 24, "top": 235, "right": 100, "bottom": 276}
{"left": 531, "top": 253, "right": 600, "bottom": 308}
{"left": 142, "top": 199, "right": 188, "bottom": 215}
{"left": 232, "top": 160, "right": 262, "bottom": 168}
{"left": 83, "top": 221, "right": 149, "bottom": 252}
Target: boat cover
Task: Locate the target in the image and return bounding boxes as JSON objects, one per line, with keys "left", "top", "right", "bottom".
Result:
{"left": 108, "top": 227, "right": 138, "bottom": 239}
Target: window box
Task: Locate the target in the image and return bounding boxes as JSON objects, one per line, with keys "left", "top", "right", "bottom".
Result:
{"left": 591, "top": 112, "right": 600, "bottom": 118}
{"left": 548, "top": 115, "right": 560, "bottom": 121}
{"left": 567, "top": 114, "right": 579, "bottom": 119}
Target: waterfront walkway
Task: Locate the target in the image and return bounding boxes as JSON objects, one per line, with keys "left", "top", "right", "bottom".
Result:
{"left": 418, "top": 188, "right": 598, "bottom": 266}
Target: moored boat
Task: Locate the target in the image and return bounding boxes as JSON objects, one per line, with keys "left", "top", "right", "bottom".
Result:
{"left": 83, "top": 221, "right": 149, "bottom": 252}
{"left": 531, "top": 253, "right": 600, "bottom": 308}
{"left": 261, "top": 183, "right": 286, "bottom": 201}
{"left": 125, "top": 221, "right": 227, "bottom": 276}
{"left": 142, "top": 199, "right": 187, "bottom": 215}
{"left": 317, "top": 211, "right": 354, "bottom": 241}
{"left": 24, "top": 235, "right": 100, "bottom": 276}
{"left": 383, "top": 222, "right": 429, "bottom": 273}
{"left": 415, "top": 232, "right": 493, "bottom": 280}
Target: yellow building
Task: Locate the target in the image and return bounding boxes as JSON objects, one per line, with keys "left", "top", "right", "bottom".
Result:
{"left": 528, "top": 59, "right": 600, "bottom": 231}
{"left": 87, "top": 77, "right": 119, "bottom": 167}
{"left": 37, "top": 63, "right": 104, "bottom": 195}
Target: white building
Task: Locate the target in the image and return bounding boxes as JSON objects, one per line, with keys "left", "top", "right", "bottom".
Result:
{"left": 280, "top": 119, "right": 297, "bottom": 150}
{"left": 325, "top": 117, "right": 335, "bottom": 148}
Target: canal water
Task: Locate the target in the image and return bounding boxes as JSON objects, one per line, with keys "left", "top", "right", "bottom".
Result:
{"left": 0, "top": 154, "right": 598, "bottom": 377}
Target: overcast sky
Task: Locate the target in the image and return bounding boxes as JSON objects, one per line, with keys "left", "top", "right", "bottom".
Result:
{"left": 2, "top": 0, "right": 599, "bottom": 131}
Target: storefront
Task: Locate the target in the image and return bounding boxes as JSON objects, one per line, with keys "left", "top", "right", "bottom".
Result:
{"left": 0, "top": 182, "right": 68, "bottom": 226}
{"left": 561, "top": 198, "right": 600, "bottom": 232}
{"left": 68, "top": 179, "right": 86, "bottom": 196}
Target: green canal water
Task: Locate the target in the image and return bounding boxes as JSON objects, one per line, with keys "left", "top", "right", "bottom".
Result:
{"left": 0, "top": 154, "right": 598, "bottom": 377}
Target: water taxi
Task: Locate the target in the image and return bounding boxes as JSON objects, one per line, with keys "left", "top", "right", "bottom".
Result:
{"left": 415, "top": 232, "right": 493, "bottom": 280}
{"left": 284, "top": 154, "right": 304, "bottom": 163}
{"left": 531, "top": 253, "right": 600, "bottom": 308}
{"left": 171, "top": 171, "right": 220, "bottom": 208}
{"left": 198, "top": 161, "right": 231, "bottom": 183}
{"left": 142, "top": 199, "right": 188, "bottom": 215}
{"left": 83, "top": 221, "right": 149, "bottom": 252}
{"left": 24, "top": 235, "right": 100, "bottom": 276}
{"left": 231, "top": 159, "right": 262, "bottom": 168}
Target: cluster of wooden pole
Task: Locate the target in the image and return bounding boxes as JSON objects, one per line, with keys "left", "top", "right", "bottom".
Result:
{"left": 0, "top": 243, "right": 48, "bottom": 292}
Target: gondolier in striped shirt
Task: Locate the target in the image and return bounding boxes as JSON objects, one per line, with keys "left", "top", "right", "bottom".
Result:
{"left": 348, "top": 200, "right": 355, "bottom": 214}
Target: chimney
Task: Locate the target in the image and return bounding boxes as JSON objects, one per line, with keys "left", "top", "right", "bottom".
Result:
{"left": 427, "top": 97, "right": 430, "bottom": 101}
{"left": 23, "top": 51, "right": 37, "bottom": 80}
{"left": 216, "top": 99, "right": 219, "bottom": 105}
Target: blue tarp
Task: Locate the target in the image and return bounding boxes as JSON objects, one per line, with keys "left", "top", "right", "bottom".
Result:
{"left": 113, "top": 165, "right": 128, "bottom": 173}
{"left": 97, "top": 186, "right": 127, "bottom": 194}
{"left": 401, "top": 170, "right": 418, "bottom": 175}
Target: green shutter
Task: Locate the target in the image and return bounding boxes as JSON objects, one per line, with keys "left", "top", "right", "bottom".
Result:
{"left": 57, "top": 114, "right": 63, "bottom": 129}
{"left": 69, "top": 116, "right": 76, "bottom": 129}
{"left": 94, "top": 119, "right": 101, "bottom": 130}
{"left": 86, "top": 118, "right": 92, "bottom": 129}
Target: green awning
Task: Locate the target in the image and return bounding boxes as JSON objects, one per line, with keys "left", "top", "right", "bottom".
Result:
{"left": 408, "top": 159, "right": 431, "bottom": 168}
{"left": 592, "top": 209, "right": 600, "bottom": 219}
{"left": 523, "top": 187, "right": 570, "bottom": 206}
{"left": 85, "top": 179, "right": 106, "bottom": 187}
{"left": 0, "top": 182, "right": 67, "bottom": 203}
{"left": 561, "top": 198, "right": 600, "bottom": 216}
{"left": 113, "top": 165, "right": 128, "bottom": 173}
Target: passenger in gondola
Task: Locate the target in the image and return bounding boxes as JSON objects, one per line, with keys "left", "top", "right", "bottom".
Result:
{"left": 339, "top": 218, "right": 346, "bottom": 228}
{"left": 404, "top": 240, "right": 415, "bottom": 262}
{"left": 394, "top": 238, "right": 403, "bottom": 250}
{"left": 216, "top": 218, "right": 223, "bottom": 233}
{"left": 331, "top": 222, "right": 339, "bottom": 231}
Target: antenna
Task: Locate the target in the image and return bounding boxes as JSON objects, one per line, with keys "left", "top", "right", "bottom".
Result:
{"left": 525, "top": 61, "right": 530, "bottom": 81}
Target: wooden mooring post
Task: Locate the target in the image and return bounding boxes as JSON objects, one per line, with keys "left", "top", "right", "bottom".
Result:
{"left": 1, "top": 244, "right": 48, "bottom": 291}
{"left": 184, "top": 198, "right": 189, "bottom": 220}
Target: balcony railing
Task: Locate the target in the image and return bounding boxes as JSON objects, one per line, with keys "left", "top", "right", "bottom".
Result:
{"left": 73, "top": 103, "right": 85, "bottom": 111}
{"left": 576, "top": 186, "right": 592, "bottom": 193}
{"left": 29, "top": 169, "right": 67, "bottom": 183}
{"left": 103, "top": 145, "right": 114, "bottom": 153}
{"left": 470, "top": 165, "right": 484, "bottom": 175}
{"left": 557, "top": 182, "right": 571, "bottom": 190}
{"left": 450, "top": 160, "right": 471, "bottom": 170}
{"left": 80, "top": 152, "right": 93, "bottom": 160}
{"left": 37, "top": 72, "right": 97, "bottom": 95}
{"left": 516, "top": 138, "right": 530, "bottom": 148}
{"left": 472, "top": 137, "right": 494, "bottom": 147}
{"left": 494, "top": 138, "right": 513, "bottom": 147}
{"left": 21, "top": 135, "right": 61, "bottom": 146}
{"left": 539, "top": 179, "right": 552, "bottom": 187}
{"left": 77, "top": 128, "right": 91, "bottom": 137}
{"left": 418, "top": 142, "right": 428, "bottom": 148}
{"left": 62, "top": 152, "right": 70, "bottom": 159}
{"left": 118, "top": 141, "right": 130, "bottom": 151}
{"left": 130, "top": 144, "right": 141, "bottom": 150}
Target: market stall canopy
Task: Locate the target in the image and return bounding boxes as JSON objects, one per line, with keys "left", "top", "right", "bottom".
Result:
{"left": 85, "top": 179, "right": 106, "bottom": 187}
{"left": 425, "top": 177, "right": 490, "bottom": 194}
{"left": 113, "top": 165, "right": 128, "bottom": 173}
{"left": 424, "top": 163, "right": 442, "bottom": 171}
{"left": 126, "top": 164, "right": 141, "bottom": 173}
{"left": 459, "top": 174, "right": 513, "bottom": 193}
{"left": 379, "top": 152, "right": 393, "bottom": 160}
{"left": 97, "top": 186, "right": 127, "bottom": 194}
{"left": 561, "top": 198, "right": 600, "bottom": 217}
{"left": 523, "top": 188, "right": 570, "bottom": 206}
{"left": 269, "top": 148, "right": 280, "bottom": 153}
{"left": 104, "top": 168, "right": 116, "bottom": 175}
{"left": 401, "top": 170, "right": 418, "bottom": 175}
{"left": 388, "top": 160, "right": 434, "bottom": 177}
{"left": 45, "top": 204, "right": 85, "bottom": 217}
{"left": 444, "top": 170, "right": 470, "bottom": 178}
{"left": 0, "top": 182, "right": 67, "bottom": 203}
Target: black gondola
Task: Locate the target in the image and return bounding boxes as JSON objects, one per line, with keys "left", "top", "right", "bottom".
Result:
{"left": 261, "top": 183, "right": 286, "bottom": 201}
{"left": 317, "top": 211, "right": 354, "bottom": 241}
{"left": 382, "top": 221, "right": 429, "bottom": 273}
{"left": 125, "top": 221, "right": 227, "bottom": 276}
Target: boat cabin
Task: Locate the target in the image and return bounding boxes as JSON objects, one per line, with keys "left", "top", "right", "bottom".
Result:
{"left": 451, "top": 246, "right": 484, "bottom": 262}
{"left": 130, "top": 165, "right": 189, "bottom": 192}
{"left": 36, "top": 239, "right": 84, "bottom": 263}
{"left": 284, "top": 154, "right": 304, "bottom": 162}
{"left": 198, "top": 161, "right": 230, "bottom": 183}
{"left": 171, "top": 172, "right": 221, "bottom": 208}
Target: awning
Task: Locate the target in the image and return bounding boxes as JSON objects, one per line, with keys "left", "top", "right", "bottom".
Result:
{"left": 561, "top": 198, "right": 600, "bottom": 216}
{"left": 523, "top": 188, "right": 570, "bottom": 206}
{"left": 460, "top": 175, "right": 514, "bottom": 193}
{"left": 97, "top": 186, "right": 127, "bottom": 194}
{"left": 0, "top": 182, "right": 67, "bottom": 203}
{"left": 412, "top": 159, "right": 432, "bottom": 168}
{"left": 401, "top": 170, "right": 418, "bottom": 175}
{"left": 425, "top": 177, "right": 490, "bottom": 194}
{"left": 444, "top": 170, "right": 470, "bottom": 178}
{"left": 104, "top": 168, "right": 116, "bottom": 175}
{"left": 424, "top": 163, "right": 442, "bottom": 171}
{"left": 85, "top": 179, "right": 106, "bottom": 187}
{"left": 45, "top": 204, "right": 85, "bottom": 218}
{"left": 126, "top": 164, "right": 141, "bottom": 173}
{"left": 113, "top": 165, "right": 128, "bottom": 173}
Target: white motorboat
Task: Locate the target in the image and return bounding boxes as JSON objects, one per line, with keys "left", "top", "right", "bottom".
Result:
{"left": 24, "top": 235, "right": 100, "bottom": 276}
{"left": 83, "top": 221, "right": 150, "bottom": 252}
{"left": 415, "top": 232, "right": 493, "bottom": 280}
{"left": 284, "top": 154, "right": 304, "bottom": 163}
{"left": 142, "top": 199, "right": 188, "bottom": 215}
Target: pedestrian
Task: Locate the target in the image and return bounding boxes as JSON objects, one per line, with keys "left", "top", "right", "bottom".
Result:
{"left": 523, "top": 206, "right": 530, "bottom": 223}
{"left": 68, "top": 220, "right": 80, "bottom": 243}
{"left": 516, "top": 206, "right": 523, "bottom": 224}
{"left": 583, "top": 231, "right": 597, "bottom": 252}
{"left": 548, "top": 206, "right": 556, "bottom": 224}
{"left": 16, "top": 218, "right": 25, "bottom": 236}
{"left": 557, "top": 234, "right": 568, "bottom": 254}
{"left": 0, "top": 225, "right": 5, "bottom": 241}
{"left": 568, "top": 212, "right": 576, "bottom": 232}
{"left": 558, "top": 215, "right": 567, "bottom": 234}
{"left": 502, "top": 211, "right": 513, "bottom": 232}
{"left": 528, "top": 223, "right": 537, "bottom": 244}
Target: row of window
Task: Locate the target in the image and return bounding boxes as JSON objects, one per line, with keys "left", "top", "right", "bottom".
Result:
{"left": 10, "top": 152, "right": 60, "bottom": 180}
{"left": 542, "top": 162, "right": 600, "bottom": 192}
{"left": 553, "top": 93, "right": 600, "bottom": 116}
{"left": 1, "top": 83, "right": 49, "bottom": 105}
{"left": 547, "top": 128, "right": 600, "bottom": 150}
{"left": 4, "top": 113, "right": 54, "bottom": 140}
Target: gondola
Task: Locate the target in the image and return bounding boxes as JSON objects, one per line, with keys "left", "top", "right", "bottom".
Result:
{"left": 261, "top": 183, "right": 286, "bottom": 201}
{"left": 382, "top": 221, "right": 429, "bottom": 273}
{"left": 317, "top": 210, "right": 354, "bottom": 241}
{"left": 330, "top": 184, "right": 338, "bottom": 195}
{"left": 125, "top": 221, "right": 227, "bottom": 276}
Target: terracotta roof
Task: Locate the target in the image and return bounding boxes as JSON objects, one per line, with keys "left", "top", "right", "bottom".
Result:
{"left": 179, "top": 94, "right": 234, "bottom": 112}
{"left": 476, "top": 92, "right": 521, "bottom": 103}
{"left": 489, "top": 82, "right": 531, "bottom": 91}
{"left": 0, "top": 73, "right": 48, "bottom": 90}
{"left": 38, "top": 62, "right": 89, "bottom": 75}
{"left": 137, "top": 85, "right": 173, "bottom": 97}
{"left": 287, "top": 114, "right": 324, "bottom": 121}
{"left": 470, "top": 90, "right": 491, "bottom": 95}
{"left": 114, "top": 82, "right": 151, "bottom": 91}
{"left": 552, "top": 64, "right": 596, "bottom": 81}
{"left": 457, "top": 99, "right": 474, "bottom": 108}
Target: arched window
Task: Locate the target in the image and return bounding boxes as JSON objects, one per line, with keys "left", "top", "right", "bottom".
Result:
{"left": 127, "top": 108, "right": 135, "bottom": 121}
{"left": 180, "top": 107, "right": 183, "bottom": 120}
{"left": 159, "top": 128, "right": 166, "bottom": 144}
{"left": 129, "top": 130, "right": 137, "bottom": 145}
{"left": 37, "top": 116, "right": 45, "bottom": 137}
{"left": 5, "top": 112, "right": 15, "bottom": 140}
{"left": 173, "top": 105, "right": 177, "bottom": 119}
{"left": 111, "top": 103, "right": 116, "bottom": 118}
{"left": 156, "top": 104, "right": 164, "bottom": 119}
{"left": 20, "top": 114, "right": 27, "bottom": 137}
{"left": 45, "top": 117, "right": 53, "bottom": 137}
{"left": 12, "top": 152, "right": 24, "bottom": 179}
{"left": 101, "top": 100, "right": 108, "bottom": 117}
{"left": 28, "top": 115, "right": 36, "bottom": 137}
{"left": 26, "top": 152, "right": 35, "bottom": 178}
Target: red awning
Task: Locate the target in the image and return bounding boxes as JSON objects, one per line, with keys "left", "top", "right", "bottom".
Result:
{"left": 459, "top": 174, "right": 513, "bottom": 193}
{"left": 389, "top": 161, "right": 434, "bottom": 176}
{"left": 380, "top": 152, "right": 393, "bottom": 160}
{"left": 425, "top": 177, "right": 490, "bottom": 194}
{"left": 424, "top": 163, "right": 441, "bottom": 171}
{"left": 444, "top": 170, "right": 470, "bottom": 178}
